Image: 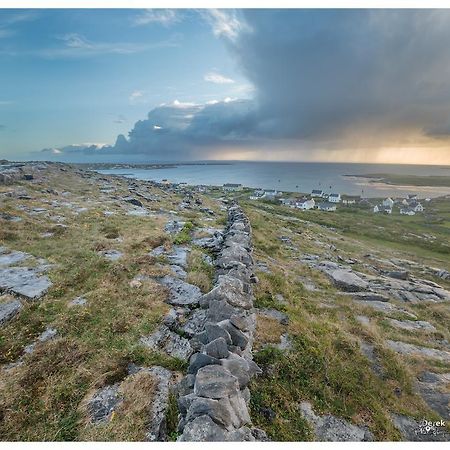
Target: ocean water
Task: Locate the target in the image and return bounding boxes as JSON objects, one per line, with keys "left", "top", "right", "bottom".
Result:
{"left": 97, "top": 161, "right": 450, "bottom": 198}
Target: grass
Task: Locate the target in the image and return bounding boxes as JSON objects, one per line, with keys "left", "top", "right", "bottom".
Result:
{"left": 243, "top": 198, "right": 449, "bottom": 441}
{"left": 0, "top": 168, "right": 190, "bottom": 441}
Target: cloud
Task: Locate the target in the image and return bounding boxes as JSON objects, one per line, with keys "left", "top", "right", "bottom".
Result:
{"left": 26, "top": 32, "right": 181, "bottom": 59}
{"left": 133, "top": 9, "right": 180, "bottom": 27}
{"left": 227, "top": 9, "right": 450, "bottom": 147}
{"left": 0, "top": 100, "right": 13, "bottom": 106}
{"left": 113, "top": 115, "right": 127, "bottom": 124}
{"left": 129, "top": 90, "right": 145, "bottom": 104}
{"left": 199, "top": 9, "right": 249, "bottom": 41}
{"left": 204, "top": 71, "right": 235, "bottom": 84}
{"left": 0, "top": 11, "right": 38, "bottom": 39}
{"left": 42, "top": 10, "right": 450, "bottom": 162}
{"left": 0, "top": 124, "right": 6, "bottom": 130}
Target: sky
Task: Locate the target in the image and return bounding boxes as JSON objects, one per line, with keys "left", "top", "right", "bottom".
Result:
{"left": 1, "top": 8, "right": 450, "bottom": 164}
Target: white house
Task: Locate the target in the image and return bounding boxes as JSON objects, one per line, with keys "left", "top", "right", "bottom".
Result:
{"left": 373, "top": 204, "right": 392, "bottom": 214}
{"left": 295, "top": 197, "right": 315, "bottom": 210}
{"left": 382, "top": 197, "right": 394, "bottom": 208}
{"left": 249, "top": 189, "right": 265, "bottom": 200}
{"left": 318, "top": 202, "right": 337, "bottom": 212}
{"left": 223, "top": 183, "right": 243, "bottom": 192}
{"left": 328, "top": 193, "right": 341, "bottom": 203}
{"left": 311, "top": 189, "right": 324, "bottom": 197}
{"left": 409, "top": 201, "right": 424, "bottom": 212}
{"left": 400, "top": 207, "right": 416, "bottom": 216}
{"left": 263, "top": 189, "right": 279, "bottom": 200}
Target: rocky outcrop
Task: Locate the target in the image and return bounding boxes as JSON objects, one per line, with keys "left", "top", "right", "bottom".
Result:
{"left": 299, "top": 401, "right": 374, "bottom": 441}
{"left": 176, "top": 204, "right": 265, "bottom": 441}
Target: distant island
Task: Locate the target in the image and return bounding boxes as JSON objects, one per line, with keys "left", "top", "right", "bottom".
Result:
{"left": 345, "top": 173, "right": 450, "bottom": 187}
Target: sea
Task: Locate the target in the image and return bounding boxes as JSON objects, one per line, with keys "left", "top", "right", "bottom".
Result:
{"left": 97, "top": 161, "right": 450, "bottom": 199}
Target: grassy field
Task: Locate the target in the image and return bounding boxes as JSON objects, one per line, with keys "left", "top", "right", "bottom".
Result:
{"left": 0, "top": 167, "right": 223, "bottom": 441}
{"left": 236, "top": 196, "right": 450, "bottom": 441}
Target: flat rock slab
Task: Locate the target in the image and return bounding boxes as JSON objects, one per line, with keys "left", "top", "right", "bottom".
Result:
{"left": 299, "top": 401, "right": 374, "bottom": 441}
{"left": 0, "top": 266, "right": 52, "bottom": 300}
{"left": 392, "top": 414, "right": 449, "bottom": 441}
{"left": 0, "top": 249, "right": 31, "bottom": 267}
{"left": 167, "top": 246, "right": 190, "bottom": 268}
{"left": 388, "top": 319, "right": 436, "bottom": 332}
{"left": 355, "top": 300, "right": 417, "bottom": 319}
{"left": 141, "top": 324, "right": 193, "bottom": 360}
{"left": 387, "top": 340, "right": 450, "bottom": 363}
{"left": 328, "top": 269, "right": 369, "bottom": 292}
{"left": 0, "top": 299, "right": 22, "bottom": 326}
{"left": 158, "top": 276, "right": 202, "bottom": 307}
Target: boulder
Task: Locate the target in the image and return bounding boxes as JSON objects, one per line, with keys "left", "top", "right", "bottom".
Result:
{"left": 201, "top": 275, "right": 252, "bottom": 310}
{"left": 194, "top": 365, "right": 239, "bottom": 399}
{"left": 185, "top": 397, "right": 235, "bottom": 430}
{"left": 205, "top": 322, "right": 232, "bottom": 344}
{"left": 188, "top": 353, "right": 220, "bottom": 375}
{"left": 178, "top": 415, "right": 226, "bottom": 441}
{"left": 217, "top": 320, "right": 249, "bottom": 350}
{"left": 205, "top": 337, "right": 230, "bottom": 359}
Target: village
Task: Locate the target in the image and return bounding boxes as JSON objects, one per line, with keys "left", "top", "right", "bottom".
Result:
{"left": 222, "top": 183, "right": 429, "bottom": 216}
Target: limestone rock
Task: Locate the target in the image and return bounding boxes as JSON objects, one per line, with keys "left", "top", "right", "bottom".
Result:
{"left": 299, "top": 401, "right": 373, "bottom": 441}
{"left": 0, "top": 299, "right": 22, "bottom": 326}
{"left": 194, "top": 365, "right": 239, "bottom": 399}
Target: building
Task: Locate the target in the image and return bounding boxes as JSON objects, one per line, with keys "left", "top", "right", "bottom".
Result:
{"left": 311, "top": 189, "right": 324, "bottom": 197}
{"left": 318, "top": 202, "right": 337, "bottom": 212}
{"left": 223, "top": 183, "right": 243, "bottom": 192}
{"left": 373, "top": 204, "right": 392, "bottom": 214}
{"left": 400, "top": 207, "right": 416, "bottom": 216}
{"left": 328, "top": 193, "right": 341, "bottom": 203}
{"left": 249, "top": 189, "right": 265, "bottom": 200}
{"left": 295, "top": 197, "right": 315, "bottom": 210}
{"left": 408, "top": 201, "right": 424, "bottom": 212}
{"left": 280, "top": 197, "right": 297, "bottom": 207}
{"left": 382, "top": 197, "right": 394, "bottom": 208}
{"left": 263, "top": 189, "right": 279, "bottom": 200}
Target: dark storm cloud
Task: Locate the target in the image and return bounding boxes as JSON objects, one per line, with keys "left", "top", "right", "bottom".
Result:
{"left": 231, "top": 9, "right": 450, "bottom": 141}
{"left": 45, "top": 9, "right": 450, "bottom": 160}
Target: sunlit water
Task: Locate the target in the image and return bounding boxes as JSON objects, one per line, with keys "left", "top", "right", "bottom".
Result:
{"left": 97, "top": 161, "right": 450, "bottom": 198}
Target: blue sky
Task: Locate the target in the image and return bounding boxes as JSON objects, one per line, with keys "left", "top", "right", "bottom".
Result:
{"left": 0, "top": 9, "right": 251, "bottom": 158}
{"left": 1, "top": 9, "right": 450, "bottom": 164}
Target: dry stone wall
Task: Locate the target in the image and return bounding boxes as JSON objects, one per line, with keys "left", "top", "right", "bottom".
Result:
{"left": 176, "top": 204, "right": 266, "bottom": 441}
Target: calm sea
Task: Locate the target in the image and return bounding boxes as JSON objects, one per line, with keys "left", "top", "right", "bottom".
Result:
{"left": 97, "top": 161, "right": 450, "bottom": 198}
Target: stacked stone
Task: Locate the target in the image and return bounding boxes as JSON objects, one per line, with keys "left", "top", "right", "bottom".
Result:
{"left": 176, "top": 204, "right": 265, "bottom": 441}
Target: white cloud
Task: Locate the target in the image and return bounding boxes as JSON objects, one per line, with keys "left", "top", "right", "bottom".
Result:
{"left": 0, "top": 100, "right": 13, "bottom": 106}
{"left": 204, "top": 72, "right": 235, "bottom": 84}
{"left": 33, "top": 33, "right": 180, "bottom": 59}
{"left": 133, "top": 9, "right": 180, "bottom": 27}
{"left": 199, "top": 9, "right": 249, "bottom": 41}
{"left": 129, "top": 90, "right": 144, "bottom": 104}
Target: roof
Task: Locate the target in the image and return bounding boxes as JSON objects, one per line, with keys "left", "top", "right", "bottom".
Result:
{"left": 223, "top": 183, "right": 242, "bottom": 187}
{"left": 312, "top": 189, "right": 323, "bottom": 193}
{"left": 319, "top": 202, "right": 336, "bottom": 209}
{"left": 329, "top": 193, "right": 340, "bottom": 197}
{"left": 296, "top": 197, "right": 311, "bottom": 203}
